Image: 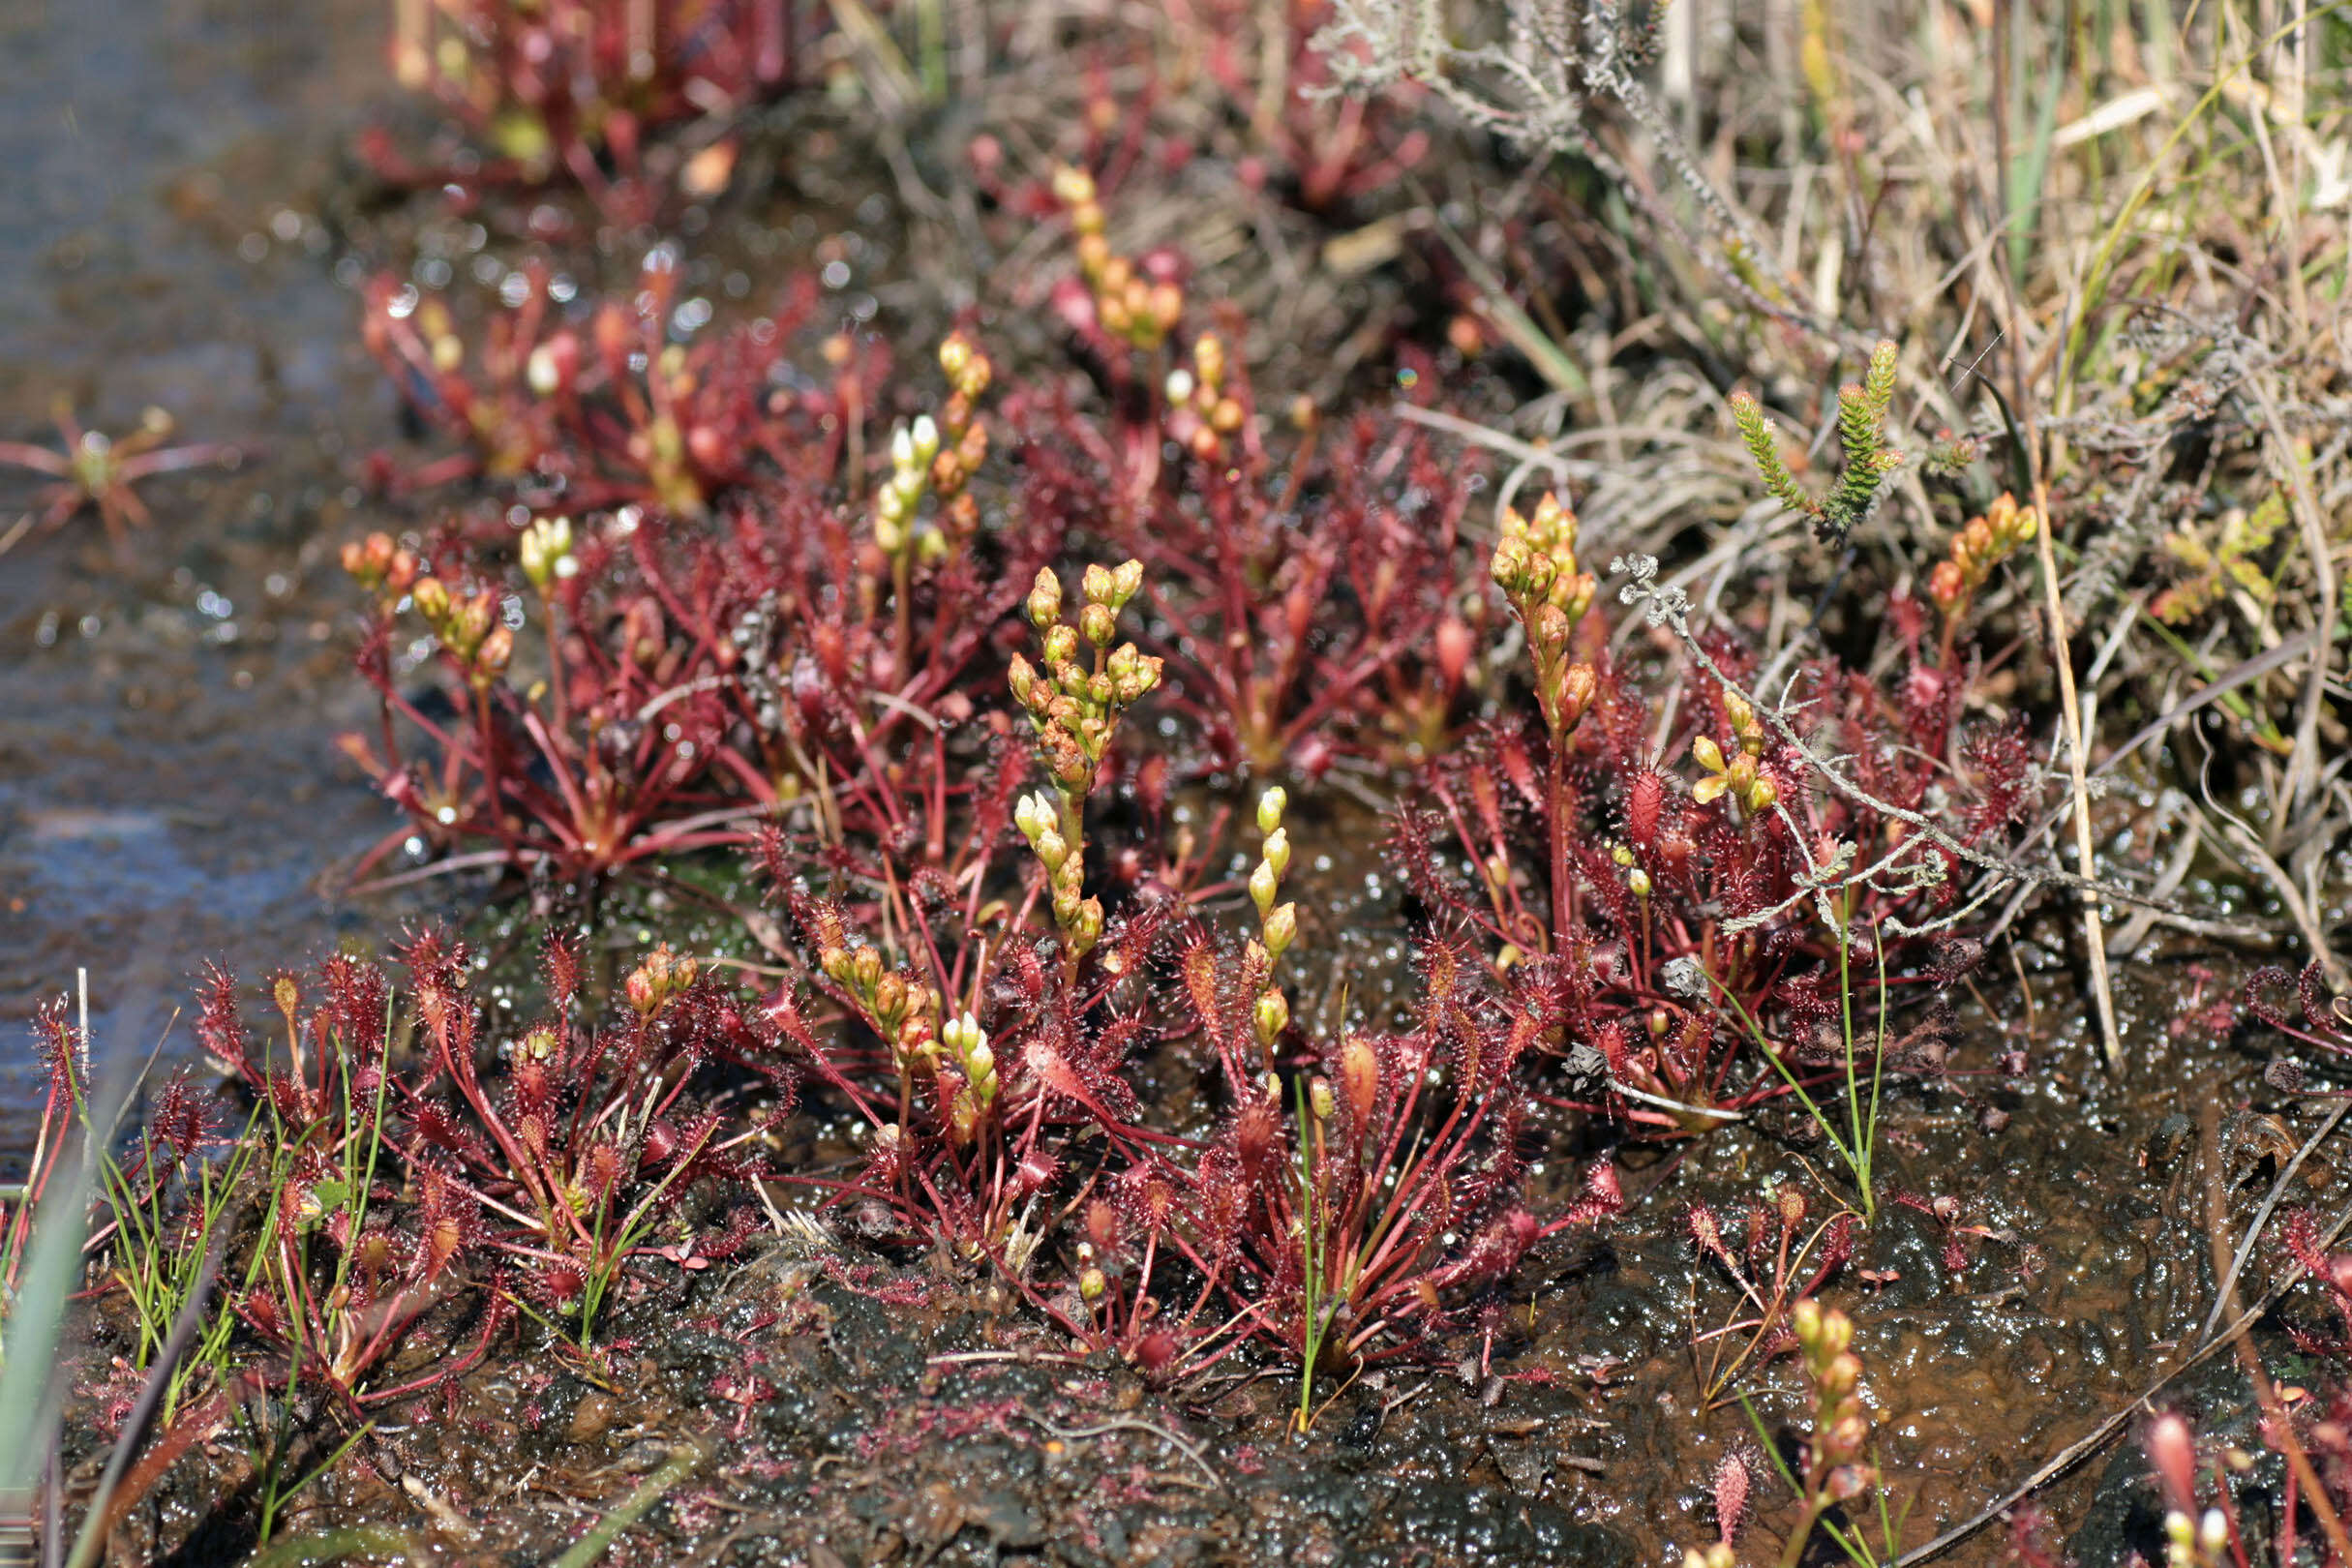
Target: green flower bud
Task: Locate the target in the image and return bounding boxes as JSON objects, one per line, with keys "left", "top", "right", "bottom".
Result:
{"left": 1008, "top": 652, "right": 1040, "bottom": 710}
{"left": 476, "top": 624, "right": 514, "bottom": 678}
{"left": 1026, "top": 567, "right": 1062, "bottom": 630}
{"left": 1490, "top": 535, "right": 1531, "bottom": 593}
{"left": 1109, "top": 558, "right": 1144, "bottom": 609}
{"left": 1256, "top": 786, "right": 1286, "bottom": 834}
{"left": 1555, "top": 662, "right": 1598, "bottom": 730}
{"left": 1249, "top": 859, "right": 1280, "bottom": 916}
{"left": 1034, "top": 826, "right": 1070, "bottom": 871}
{"left": 2164, "top": 1511, "right": 2194, "bottom": 1554}
{"left": 1791, "top": 1297, "right": 1824, "bottom": 1348}
{"left": 518, "top": 515, "right": 575, "bottom": 590}
{"left": 1551, "top": 569, "right": 1596, "bottom": 621}
{"left": 1261, "top": 828, "right": 1290, "bottom": 880}
{"left": 1253, "top": 987, "right": 1288, "bottom": 1044}
{"left": 1080, "top": 603, "right": 1116, "bottom": 648}
{"left": 1262, "top": 901, "right": 1297, "bottom": 959}
{"left": 1532, "top": 602, "right": 1572, "bottom": 660}
{"left": 1109, "top": 650, "right": 1162, "bottom": 705}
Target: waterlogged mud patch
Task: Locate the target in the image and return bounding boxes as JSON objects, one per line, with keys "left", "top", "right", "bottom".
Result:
{"left": 0, "top": 0, "right": 408, "bottom": 1120}
{"left": 52, "top": 946, "right": 2337, "bottom": 1568}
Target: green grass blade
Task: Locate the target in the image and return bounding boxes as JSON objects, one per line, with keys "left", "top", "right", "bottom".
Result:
{"left": 550, "top": 1444, "right": 705, "bottom": 1568}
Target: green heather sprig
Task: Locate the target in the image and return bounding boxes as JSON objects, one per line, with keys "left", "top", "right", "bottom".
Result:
{"left": 1730, "top": 339, "right": 1905, "bottom": 544}
{"left": 2153, "top": 484, "right": 2288, "bottom": 626}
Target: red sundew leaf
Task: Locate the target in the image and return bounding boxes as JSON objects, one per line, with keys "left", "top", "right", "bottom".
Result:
{"left": 1714, "top": 1452, "right": 1751, "bottom": 1545}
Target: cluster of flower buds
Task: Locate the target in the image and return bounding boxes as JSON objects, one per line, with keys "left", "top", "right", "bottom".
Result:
{"left": 1926, "top": 491, "right": 2038, "bottom": 617}
{"left": 819, "top": 944, "right": 943, "bottom": 1070}
{"left": 2161, "top": 1508, "right": 2231, "bottom": 1568}
{"left": 938, "top": 1010, "right": 997, "bottom": 1144}
{"left": 622, "top": 944, "right": 699, "bottom": 1020}
{"left": 1075, "top": 1249, "right": 1107, "bottom": 1303}
{"left": 1609, "top": 842, "right": 1651, "bottom": 901}
{"left": 931, "top": 331, "right": 992, "bottom": 538}
{"left": 412, "top": 294, "right": 467, "bottom": 377}
{"left": 1015, "top": 789, "right": 1103, "bottom": 959}
{"left": 1690, "top": 688, "right": 1776, "bottom": 812}
{"left": 873, "top": 333, "right": 997, "bottom": 563}
{"left": 411, "top": 575, "right": 512, "bottom": 690}
{"left": 1163, "top": 333, "right": 1246, "bottom": 463}
{"left": 1008, "top": 561, "right": 1161, "bottom": 800}
{"left": 1248, "top": 787, "right": 1295, "bottom": 1052}
{"left": 1005, "top": 561, "right": 1160, "bottom": 969}
{"left": 518, "top": 514, "right": 577, "bottom": 592}
{"left": 1489, "top": 493, "right": 1599, "bottom": 739}
{"left": 1052, "top": 166, "right": 1183, "bottom": 350}
{"left": 2143, "top": 1411, "right": 2230, "bottom": 1568}
{"left": 872, "top": 414, "right": 940, "bottom": 560}
{"left": 1790, "top": 1298, "right": 1874, "bottom": 1501}
{"left": 341, "top": 531, "right": 420, "bottom": 607}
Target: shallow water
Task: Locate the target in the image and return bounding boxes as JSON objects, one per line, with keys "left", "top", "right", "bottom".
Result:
{"left": 0, "top": 0, "right": 408, "bottom": 1147}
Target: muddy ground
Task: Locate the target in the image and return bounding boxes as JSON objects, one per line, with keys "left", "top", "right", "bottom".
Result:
{"left": 8, "top": 2, "right": 2346, "bottom": 1564}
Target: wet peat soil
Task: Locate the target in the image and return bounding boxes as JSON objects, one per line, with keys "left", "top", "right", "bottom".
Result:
{"left": 79, "top": 944, "right": 2341, "bottom": 1568}
{"left": 8, "top": 4, "right": 2345, "bottom": 1565}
